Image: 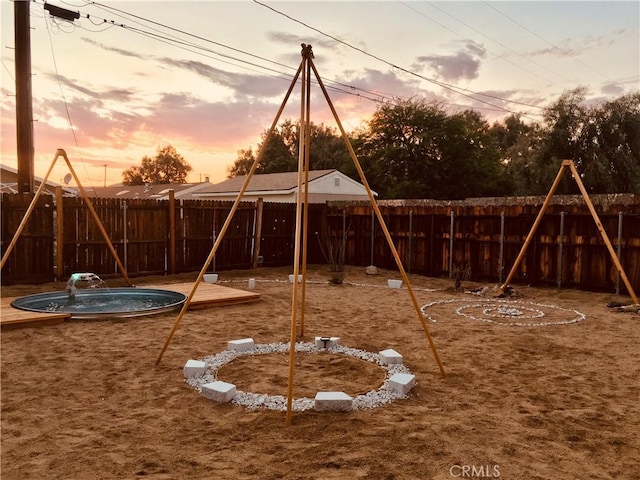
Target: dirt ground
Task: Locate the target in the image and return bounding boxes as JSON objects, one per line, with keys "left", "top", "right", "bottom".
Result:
{"left": 1, "top": 266, "right": 638, "bottom": 480}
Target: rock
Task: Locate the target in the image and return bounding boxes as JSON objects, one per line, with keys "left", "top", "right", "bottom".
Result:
{"left": 610, "top": 303, "right": 640, "bottom": 314}
{"left": 365, "top": 265, "right": 378, "bottom": 275}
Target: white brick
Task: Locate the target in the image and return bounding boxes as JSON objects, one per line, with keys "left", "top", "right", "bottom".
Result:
{"left": 314, "top": 391, "right": 353, "bottom": 412}
{"left": 227, "top": 338, "right": 255, "bottom": 352}
{"left": 379, "top": 348, "right": 403, "bottom": 365}
{"left": 314, "top": 336, "right": 341, "bottom": 349}
{"left": 202, "top": 381, "right": 236, "bottom": 403}
{"left": 388, "top": 373, "right": 416, "bottom": 395}
{"left": 183, "top": 359, "right": 206, "bottom": 378}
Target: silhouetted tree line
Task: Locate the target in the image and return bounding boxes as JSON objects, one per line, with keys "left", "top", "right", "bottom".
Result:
{"left": 229, "top": 88, "right": 640, "bottom": 199}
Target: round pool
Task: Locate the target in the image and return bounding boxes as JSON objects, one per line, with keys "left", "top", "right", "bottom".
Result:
{"left": 11, "top": 288, "right": 187, "bottom": 320}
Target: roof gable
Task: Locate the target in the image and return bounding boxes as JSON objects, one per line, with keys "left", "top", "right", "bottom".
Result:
{"left": 198, "top": 170, "right": 336, "bottom": 195}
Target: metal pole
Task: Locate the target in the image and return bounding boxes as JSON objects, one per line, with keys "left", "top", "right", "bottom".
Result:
{"left": 557, "top": 211, "right": 565, "bottom": 289}
{"left": 449, "top": 211, "right": 454, "bottom": 279}
{"left": 498, "top": 211, "right": 505, "bottom": 284}
{"left": 370, "top": 210, "right": 375, "bottom": 266}
{"left": 212, "top": 231, "right": 216, "bottom": 272}
{"left": 616, "top": 212, "right": 623, "bottom": 295}
{"left": 341, "top": 210, "right": 346, "bottom": 267}
{"left": 408, "top": 210, "right": 413, "bottom": 273}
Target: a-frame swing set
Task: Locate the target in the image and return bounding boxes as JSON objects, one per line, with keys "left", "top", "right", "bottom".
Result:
{"left": 0, "top": 148, "right": 133, "bottom": 286}
{"left": 154, "top": 45, "right": 446, "bottom": 426}
{"left": 498, "top": 159, "right": 638, "bottom": 305}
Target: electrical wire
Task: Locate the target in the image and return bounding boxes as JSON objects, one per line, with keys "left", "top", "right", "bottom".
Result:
{"left": 35, "top": 0, "right": 404, "bottom": 108}
{"left": 43, "top": 11, "right": 100, "bottom": 196}
{"left": 1, "top": 58, "right": 16, "bottom": 84}
{"left": 482, "top": 1, "right": 612, "bottom": 81}
{"left": 251, "top": 0, "right": 543, "bottom": 118}
{"left": 420, "top": 0, "right": 572, "bottom": 83}
{"left": 36, "top": 0, "right": 548, "bottom": 121}
{"left": 90, "top": 1, "right": 411, "bottom": 107}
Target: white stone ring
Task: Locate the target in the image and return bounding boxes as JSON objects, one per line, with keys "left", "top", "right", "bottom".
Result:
{"left": 184, "top": 340, "right": 417, "bottom": 412}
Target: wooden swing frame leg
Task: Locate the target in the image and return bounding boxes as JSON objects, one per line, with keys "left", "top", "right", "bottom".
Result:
{"left": 499, "top": 160, "right": 637, "bottom": 304}
{"left": 1, "top": 149, "right": 132, "bottom": 286}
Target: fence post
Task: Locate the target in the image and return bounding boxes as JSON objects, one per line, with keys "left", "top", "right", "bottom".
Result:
{"left": 557, "top": 211, "right": 565, "bottom": 288}
{"left": 55, "top": 186, "right": 64, "bottom": 281}
{"left": 252, "top": 197, "right": 264, "bottom": 268}
{"left": 168, "top": 190, "right": 176, "bottom": 275}
{"left": 449, "top": 210, "right": 455, "bottom": 278}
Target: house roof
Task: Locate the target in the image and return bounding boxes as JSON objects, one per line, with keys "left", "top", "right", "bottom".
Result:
{"left": 196, "top": 170, "right": 337, "bottom": 195}
{"left": 0, "top": 164, "right": 77, "bottom": 196}
{"left": 78, "top": 182, "right": 211, "bottom": 200}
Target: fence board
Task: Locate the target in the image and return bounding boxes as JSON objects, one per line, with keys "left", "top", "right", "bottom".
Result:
{"left": 0, "top": 193, "right": 55, "bottom": 284}
{"left": 1, "top": 193, "right": 638, "bottom": 296}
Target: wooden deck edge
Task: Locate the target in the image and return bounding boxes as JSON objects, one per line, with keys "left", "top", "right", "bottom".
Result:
{"left": 1, "top": 316, "right": 67, "bottom": 331}
{"left": 1, "top": 282, "right": 260, "bottom": 329}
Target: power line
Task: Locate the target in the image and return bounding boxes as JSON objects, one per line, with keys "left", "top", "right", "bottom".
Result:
{"left": 37, "top": 0, "right": 545, "bottom": 120}
{"left": 251, "top": 0, "right": 543, "bottom": 118}
{"left": 420, "top": 0, "right": 572, "bottom": 83}
{"left": 43, "top": 10, "right": 101, "bottom": 195}
{"left": 90, "top": 1, "right": 297, "bottom": 74}
{"left": 1, "top": 58, "right": 16, "bottom": 84}
{"left": 46, "top": 1, "right": 405, "bottom": 108}
{"left": 482, "top": 1, "right": 612, "bottom": 81}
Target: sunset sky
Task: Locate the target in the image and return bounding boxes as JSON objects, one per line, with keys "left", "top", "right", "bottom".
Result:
{"left": 1, "top": 1, "right": 638, "bottom": 187}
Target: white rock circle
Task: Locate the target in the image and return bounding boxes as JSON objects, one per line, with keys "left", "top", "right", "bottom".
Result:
{"left": 421, "top": 298, "right": 586, "bottom": 327}
{"left": 186, "top": 342, "right": 415, "bottom": 411}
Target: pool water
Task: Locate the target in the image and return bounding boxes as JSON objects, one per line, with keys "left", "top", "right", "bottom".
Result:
{"left": 11, "top": 288, "right": 187, "bottom": 320}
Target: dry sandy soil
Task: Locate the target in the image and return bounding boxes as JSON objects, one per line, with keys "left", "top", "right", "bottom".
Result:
{"left": 1, "top": 266, "right": 638, "bottom": 480}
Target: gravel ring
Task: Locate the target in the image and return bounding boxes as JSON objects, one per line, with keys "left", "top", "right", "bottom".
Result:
{"left": 421, "top": 298, "right": 586, "bottom": 327}
{"left": 186, "top": 342, "right": 415, "bottom": 411}
{"left": 218, "top": 277, "right": 438, "bottom": 292}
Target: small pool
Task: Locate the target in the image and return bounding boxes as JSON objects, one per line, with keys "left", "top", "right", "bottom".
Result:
{"left": 11, "top": 288, "right": 187, "bottom": 320}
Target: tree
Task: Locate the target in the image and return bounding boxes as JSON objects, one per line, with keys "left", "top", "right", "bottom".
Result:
{"left": 122, "top": 145, "right": 192, "bottom": 185}
{"left": 490, "top": 114, "right": 543, "bottom": 196}
{"left": 354, "top": 99, "right": 446, "bottom": 198}
{"left": 531, "top": 88, "right": 590, "bottom": 194}
{"left": 227, "top": 147, "right": 257, "bottom": 178}
{"left": 355, "top": 98, "right": 507, "bottom": 199}
{"left": 577, "top": 92, "right": 640, "bottom": 193}
{"left": 227, "top": 120, "right": 352, "bottom": 178}
{"left": 512, "top": 88, "right": 640, "bottom": 195}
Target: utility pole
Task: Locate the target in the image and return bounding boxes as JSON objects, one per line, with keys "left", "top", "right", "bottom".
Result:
{"left": 15, "top": 0, "right": 35, "bottom": 194}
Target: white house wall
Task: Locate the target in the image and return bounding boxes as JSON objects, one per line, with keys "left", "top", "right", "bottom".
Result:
{"left": 307, "top": 171, "right": 372, "bottom": 195}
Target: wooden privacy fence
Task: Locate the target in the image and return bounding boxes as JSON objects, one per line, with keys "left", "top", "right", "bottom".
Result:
{"left": 1, "top": 192, "right": 638, "bottom": 296}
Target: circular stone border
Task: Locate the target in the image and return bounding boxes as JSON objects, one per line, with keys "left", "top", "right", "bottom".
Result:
{"left": 186, "top": 342, "right": 415, "bottom": 412}
{"left": 421, "top": 298, "right": 586, "bottom": 327}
